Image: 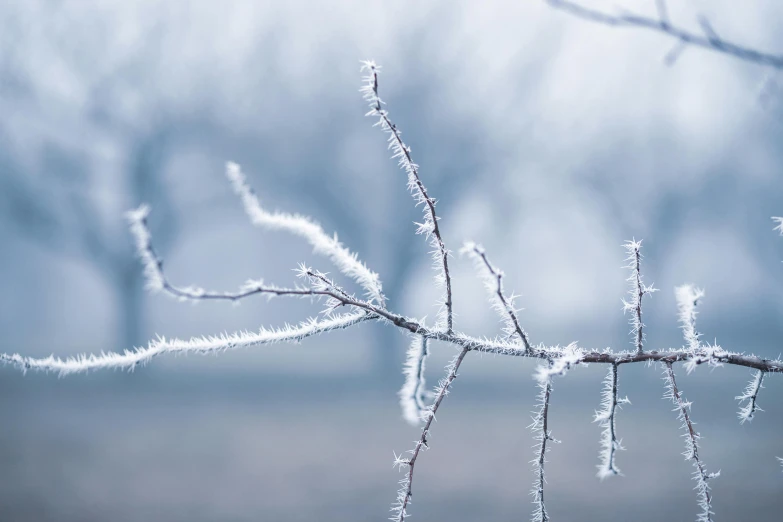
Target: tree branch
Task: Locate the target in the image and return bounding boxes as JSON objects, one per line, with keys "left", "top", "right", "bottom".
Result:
{"left": 546, "top": 0, "right": 783, "bottom": 69}
{"left": 361, "top": 61, "right": 454, "bottom": 333}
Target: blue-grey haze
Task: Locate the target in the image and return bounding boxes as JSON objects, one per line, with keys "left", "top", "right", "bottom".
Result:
{"left": 1, "top": 0, "right": 782, "bottom": 520}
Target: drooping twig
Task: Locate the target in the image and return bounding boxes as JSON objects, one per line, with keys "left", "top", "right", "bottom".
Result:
{"left": 546, "top": 0, "right": 783, "bottom": 69}
{"left": 392, "top": 346, "right": 470, "bottom": 522}
{"left": 736, "top": 370, "right": 765, "bottom": 424}
{"left": 622, "top": 240, "right": 657, "bottom": 355}
{"left": 462, "top": 242, "right": 532, "bottom": 353}
{"left": 663, "top": 362, "right": 719, "bottom": 522}
{"left": 360, "top": 61, "right": 453, "bottom": 333}
{"left": 226, "top": 162, "right": 386, "bottom": 306}
{"left": 531, "top": 371, "right": 554, "bottom": 522}
{"left": 399, "top": 335, "right": 431, "bottom": 425}
{"left": 594, "top": 363, "right": 630, "bottom": 478}
{"left": 530, "top": 346, "right": 582, "bottom": 522}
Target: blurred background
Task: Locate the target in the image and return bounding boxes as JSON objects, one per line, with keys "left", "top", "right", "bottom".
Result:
{"left": 1, "top": 0, "right": 782, "bottom": 520}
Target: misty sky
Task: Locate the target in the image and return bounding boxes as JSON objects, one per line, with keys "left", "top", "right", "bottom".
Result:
{"left": 1, "top": 2, "right": 783, "bottom": 521}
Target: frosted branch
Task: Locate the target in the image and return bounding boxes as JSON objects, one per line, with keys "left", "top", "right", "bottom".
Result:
{"left": 128, "top": 205, "right": 352, "bottom": 305}
{"left": 360, "top": 61, "right": 453, "bottom": 333}
{"left": 594, "top": 363, "right": 630, "bottom": 479}
{"left": 462, "top": 242, "right": 531, "bottom": 353}
{"left": 736, "top": 370, "right": 765, "bottom": 424}
{"left": 675, "top": 284, "right": 705, "bottom": 354}
{"left": 663, "top": 362, "right": 719, "bottom": 522}
{"left": 530, "top": 374, "right": 554, "bottom": 522}
{"left": 226, "top": 162, "right": 385, "bottom": 306}
{"left": 773, "top": 216, "right": 783, "bottom": 235}
{"left": 391, "top": 346, "right": 470, "bottom": 521}
{"left": 126, "top": 205, "right": 165, "bottom": 292}
{"left": 546, "top": 0, "right": 783, "bottom": 69}
{"left": 0, "top": 311, "right": 371, "bottom": 376}
{"left": 529, "top": 349, "right": 580, "bottom": 522}
{"left": 399, "top": 335, "right": 431, "bottom": 425}
{"left": 622, "top": 240, "right": 657, "bottom": 355}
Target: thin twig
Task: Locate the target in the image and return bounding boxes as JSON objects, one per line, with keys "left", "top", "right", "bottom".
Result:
{"left": 546, "top": 0, "right": 783, "bottom": 69}
{"left": 361, "top": 61, "right": 453, "bottom": 333}
{"left": 531, "top": 370, "right": 554, "bottom": 522}
{"left": 736, "top": 370, "right": 765, "bottom": 424}
{"left": 399, "top": 335, "right": 431, "bottom": 425}
{"left": 663, "top": 362, "right": 719, "bottom": 522}
{"left": 226, "top": 162, "right": 386, "bottom": 306}
{"left": 595, "top": 363, "right": 629, "bottom": 478}
{"left": 462, "top": 242, "right": 532, "bottom": 353}
{"left": 622, "top": 240, "right": 657, "bottom": 355}
{"left": 392, "top": 346, "right": 470, "bottom": 521}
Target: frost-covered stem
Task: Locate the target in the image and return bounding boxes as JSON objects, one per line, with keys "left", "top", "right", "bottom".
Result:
{"left": 463, "top": 242, "right": 531, "bottom": 353}
{"left": 0, "top": 311, "right": 372, "bottom": 375}
{"left": 5, "top": 315, "right": 783, "bottom": 374}
{"left": 531, "top": 375, "right": 553, "bottom": 522}
{"left": 675, "top": 284, "right": 704, "bottom": 354}
{"left": 663, "top": 362, "right": 718, "bottom": 522}
{"left": 595, "top": 363, "right": 628, "bottom": 478}
{"left": 632, "top": 245, "right": 644, "bottom": 354}
{"left": 392, "top": 346, "right": 470, "bottom": 521}
{"left": 623, "top": 240, "right": 656, "bottom": 355}
{"left": 360, "top": 61, "right": 453, "bottom": 333}
{"left": 736, "top": 370, "right": 765, "bottom": 424}
{"left": 128, "top": 205, "right": 348, "bottom": 303}
{"left": 225, "top": 162, "right": 386, "bottom": 306}
{"left": 546, "top": 0, "right": 783, "bottom": 69}
{"left": 399, "top": 335, "right": 430, "bottom": 425}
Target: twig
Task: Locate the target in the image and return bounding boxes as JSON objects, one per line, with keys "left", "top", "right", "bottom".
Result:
{"left": 594, "top": 363, "right": 630, "bottom": 478}
{"left": 399, "top": 335, "right": 431, "bottom": 425}
{"left": 392, "top": 346, "right": 470, "bottom": 521}
{"left": 360, "top": 61, "right": 453, "bottom": 333}
{"left": 0, "top": 312, "right": 372, "bottom": 375}
{"left": 622, "top": 240, "right": 657, "bottom": 355}
{"left": 546, "top": 0, "right": 783, "bottom": 69}
{"left": 663, "top": 361, "right": 719, "bottom": 522}
{"left": 226, "top": 162, "right": 386, "bottom": 306}
{"left": 462, "top": 242, "right": 532, "bottom": 353}
{"left": 531, "top": 371, "right": 554, "bottom": 522}
{"left": 675, "top": 284, "right": 705, "bottom": 354}
{"left": 736, "top": 370, "right": 765, "bottom": 424}
{"left": 128, "top": 205, "right": 353, "bottom": 305}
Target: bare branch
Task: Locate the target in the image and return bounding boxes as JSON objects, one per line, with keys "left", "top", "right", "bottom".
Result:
{"left": 399, "top": 335, "right": 431, "bottom": 425}
{"left": 622, "top": 240, "right": 657, "bottom": 355}
{"left": 360, "top": 61, "right": 454, "bottom": 333}
{"left": 736, "top": 370, "right": 765, "bottom": 424}
{"left": 675, "top": 284, "right": 705, "bottom": 354}
{"left": 226, "top": 162, "right": 386, "bottom": 306}
{"left": 392, "top": 346, "right": 470, "bottom": 521}
{"left": 595, "top": 363, "right": 630, "bottom": 478}
{"left": 0, "top": 311, "right": 371, "bottom": 376}
{"left": 546, "top": 0, "right": 783, "bottom": 69}
{"left": 530, "top": 372, "right": 554, "bottom": 522}
{"left": 462, "top": 242, "right": 531, "bottom": 353}
{"left": 663, "top": 362, "right": 719, "bottom": 522}
{"left": 654, "top": 0, "right": 669, "bottom": 27}
{"left": 530, "top": 348, "right": 580, "bottom": 522}
{"left": 128, "top": 205, "right": 350, "bottom": 305}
